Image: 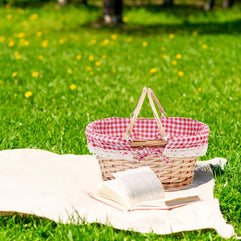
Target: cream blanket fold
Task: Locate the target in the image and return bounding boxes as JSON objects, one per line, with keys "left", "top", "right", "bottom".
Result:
{"left": 0, "top": 149, "right": 236, "bottom": 238}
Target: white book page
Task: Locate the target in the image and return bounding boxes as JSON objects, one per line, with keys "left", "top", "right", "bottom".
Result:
{"left": 91, "top": 180, "right": 131, "bottom": 211}
{"left": 99, "top": 179, "right": 131, "bottom": 205}
{"left": 113, "top": 167, "right": 165, "bottom": 206}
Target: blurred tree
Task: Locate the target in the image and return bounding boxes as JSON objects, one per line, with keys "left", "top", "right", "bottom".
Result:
{"left": 56, "top": 0, "right": 236, "bottom": 23}
{"left": 58, "top": 0, "right": 67, "bottom": 5}
{"left": 204, "top": 0, "right": 235, "bottom": 9}
{"left": 163, "top": 0, "right": 173, "bottom": 6}
{"left": 103, "top": 0, "right": 123, "bottom": 23}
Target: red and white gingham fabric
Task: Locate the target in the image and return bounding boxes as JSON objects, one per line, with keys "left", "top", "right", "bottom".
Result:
{"left": 85, "top": 117, "right": 209, "bottom": 160}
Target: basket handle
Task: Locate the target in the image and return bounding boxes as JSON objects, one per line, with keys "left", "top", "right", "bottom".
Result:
{"left": 123, "top": 87, "right": 148, "bottom": 139}
{"left": 147, "top": 88, "right": 167, "bottom": 139}
{"left": 123, "top": 87, "right": 168, "bottom": 144}
{"left": 148, "top": 88, "right": 166, "bottom": 117}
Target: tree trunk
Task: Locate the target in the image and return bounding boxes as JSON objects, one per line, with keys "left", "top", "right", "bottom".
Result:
{"left": 205, "top": 0, "right": 235, "bottom": 10}
{"left": 223, "top": 0, "right": 235, "bottom": 8}
{"left": 58, "top": 0, "right": 68, "bottom": 6}
{"left": 103, "top": 0, "right": 123, "bottom": 24}
{"left": 204, "top": 0, "right": 214, "bottom": 10}
{"left": 163, "top": 0, "right": 173, "bottom": 6}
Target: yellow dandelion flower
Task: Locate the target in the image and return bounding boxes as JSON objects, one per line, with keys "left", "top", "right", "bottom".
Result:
{"left": 90, "top": 72, "right": 94, "bottom": 75}
{"left": 142, "top": 41, "right": 148, "bottom": 47}
{"left": 0, "top": 80, "right": 2, "bottom": 84}
{"left": 29, "top": 13, "right": 38, "bottom": 20}
{"left": 36, "top": 32, "right": 42, "bottom": 37}
{"left": 102, "top": 39, "right": 110, "bottom": 46}
{"left": 178, "top": 71, "right": 184, "bottom": 76}
{"left": 6, "top": 14, "right": 12, "bottom": 20}
{"left": 89, "top": 55, "right": 94, "bottom": 61}
{"left": 161, "top": 55, "right": 167, "bottom": 60}
{"left": 8, "top": 40, "right": 14, "bottom": 47}
{"left": 172, "top": 60, "right": 177, "bottom": 65}
{"left": 24, "top": 40, "right": 29, "bottom": 46}
{"left": 95, "top": 61, "right": 101, "bottom": 66}
{"left": 22, "top": 21, "right": 28, "bottom": 26}
{"left": 202, "top": 44, "right": 208, "bottom": 49}
{"left": 76, "top": 55, "right": 81, "bottom": 60}
{"left": 86, "top": 66, "right": 92, "bottom": 71}
{"left": 67, "top": 68, "right": 72, "bottom": 73}
{"left": 176, "top": 54, "right": 182, "bottom": 59}
{"left": 102, "top": 55, "right": 107, "bottom": 59}
{"left": 197, "top": 88, "right": 201, "bottom": 92}
{"left": 52, "top": 98, "right": 56, "bottom": 102}
{"left": 127, "top": 37, "right": 132, "bottom": 42}
{"left": 150, "top": 68, "right": 157, "bottom": 74}
{"left": 16, "top": 55, "right": 22, "bottom": 60}
{"left": 14, "top": 51, "right": 19, "bottom": 55}
{"left": 169, "top": 33, "right": 175, "bottom": 39}
{"left": 122, "top": 17, "right": 128, "bottom": 22}
{"left": 32, "top": 72, "right": 39, "bottom": 77}
{"left": 161, "top": 47, "right": 166, "bottom": 51}
{"left": 88, "top": 39, "right": 96, "bottom": 45}
{"left": 38, "top": 56, "right": 44, "bottom": 60}
{"left": 59, "top": 39, "right": 64, "bottom": 44}
{"left": 0, "top": 36, "right": 5, "bottom": 42}
{"left": 42, "top": 40, "right": 48, "bottom": 48}
{"left": 25, "top": 91, "right": 32, "bottom": 98}
{"left": 17, "top": 33, "right": 26, "bottom": 38}
{"left": 70, "top": 84, "right": 76, "bottom": 90}
{"left": 12, "top": 72, "right": 17, "bottom": 77}
{"left": 111, "top": 34, "right": 117, "bottom": 40}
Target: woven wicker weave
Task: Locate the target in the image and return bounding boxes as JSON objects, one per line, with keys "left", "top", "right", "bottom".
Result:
{"left": 91, "top": 87, "right": 203, "bottom": 191}
{"left": 98, "top": 156, "right": 197, "bottom": 191}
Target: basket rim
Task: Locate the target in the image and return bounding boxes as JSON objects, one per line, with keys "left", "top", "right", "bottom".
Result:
{"left": 86, "top": 116, "right": 209, "bottom": 140}
{"left": 86, "top": 117, "right": 209, "bottom": 159}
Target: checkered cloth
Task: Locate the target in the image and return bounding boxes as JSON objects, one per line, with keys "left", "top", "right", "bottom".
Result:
{"left": 86, "top": 117, "right": 209, "bottom": 159}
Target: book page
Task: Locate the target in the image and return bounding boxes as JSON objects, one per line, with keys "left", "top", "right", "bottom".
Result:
{"left": 98, "top": 179, "right": 131, "bottom": 205}
{"left": 113, "top": 167, "right": 164, "bottom": 207}
{"left": 91, "top": 179, "right": 133, "bottom": 211}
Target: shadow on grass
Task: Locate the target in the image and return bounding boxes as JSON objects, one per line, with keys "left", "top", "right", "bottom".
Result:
{"left": 81, "top": 19, "right": 241, "bottom": 36}
{"left": 3, "top": 1, "right": 240, "bottom": 36}
{"left": 77, "top": 4, "right": 241, "bottom": 35}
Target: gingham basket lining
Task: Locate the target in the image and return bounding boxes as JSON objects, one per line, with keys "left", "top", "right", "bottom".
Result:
{"left": 86, "top": 117, "right": 209, "bottom": 158}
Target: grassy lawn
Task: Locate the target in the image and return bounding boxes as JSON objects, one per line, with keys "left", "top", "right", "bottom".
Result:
{"left": 0, "top": 1, "right": 241, "bottom": 240}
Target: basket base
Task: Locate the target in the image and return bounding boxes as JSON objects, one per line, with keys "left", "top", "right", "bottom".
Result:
{"left": 97, "top": 155, "right": 198, "bottom": 191}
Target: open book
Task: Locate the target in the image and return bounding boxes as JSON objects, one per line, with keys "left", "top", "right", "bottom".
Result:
{"left": 90, "top": 167, "right": 201, "bottom": 211}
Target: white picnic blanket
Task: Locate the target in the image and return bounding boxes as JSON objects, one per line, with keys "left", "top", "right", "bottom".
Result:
{"left": 0, "top": 149, "right": 237, "bottom": 238}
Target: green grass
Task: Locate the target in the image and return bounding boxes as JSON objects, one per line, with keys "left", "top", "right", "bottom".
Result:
{"left": 0, "top": 1, "right": 241, "bottom": 240}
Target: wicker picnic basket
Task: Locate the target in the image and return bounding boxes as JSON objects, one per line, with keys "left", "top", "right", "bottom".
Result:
{"left": 86, "top": 87, "right": 209, "bottom": 191}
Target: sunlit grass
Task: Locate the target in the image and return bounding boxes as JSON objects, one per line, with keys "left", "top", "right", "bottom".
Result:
{"left": 0, "top": 2, "right": 240, "bottom": 239}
